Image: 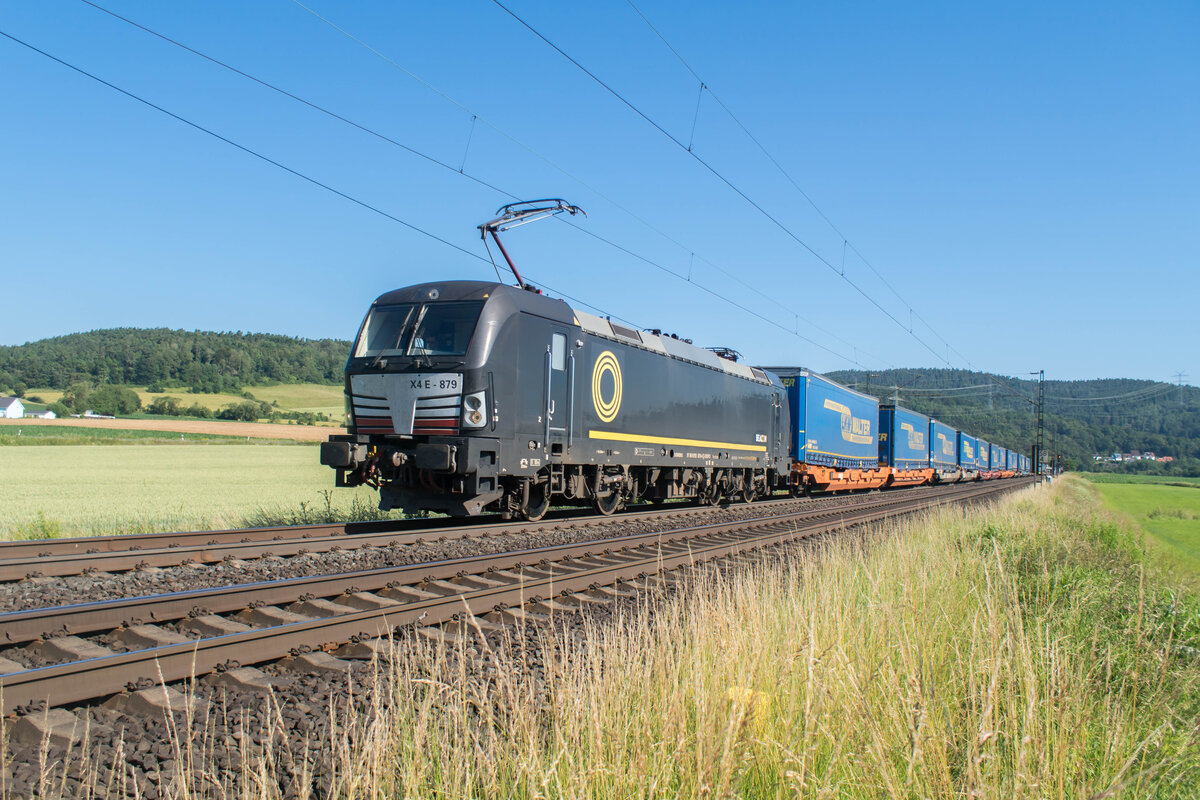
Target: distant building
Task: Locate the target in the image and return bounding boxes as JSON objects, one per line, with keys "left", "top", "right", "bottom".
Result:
{"left": 24, "top": 409, "right": 56, "bottom": 419}
{"left": 0, "top": 397, "right": 24, "bottom": 419}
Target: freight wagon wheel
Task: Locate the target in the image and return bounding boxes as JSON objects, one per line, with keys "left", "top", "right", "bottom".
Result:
{"left": 520, "top": 478, "right": 551, "bottom": 521}
{"left": 593, "top": 491, "right": 621, "bottom": 516}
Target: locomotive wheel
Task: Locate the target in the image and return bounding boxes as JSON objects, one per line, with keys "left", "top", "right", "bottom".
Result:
{"left": 520, "top": 479, "right": 551, "bottom": 521}
{"left": 697, "top": 484, "right": 721, "bottom": 507}
{"left": 741, "top": 472, "right": 758, "bottom": 503}
{"left": 594, "top": 491, "right": 621, "bottom": 516}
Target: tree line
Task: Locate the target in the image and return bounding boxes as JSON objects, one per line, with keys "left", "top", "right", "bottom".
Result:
{"left": 829, "top": 368, "right": 1200, "bottom": 474}
{"left": 0, "top": 328, "right": 351, "bottom": 394}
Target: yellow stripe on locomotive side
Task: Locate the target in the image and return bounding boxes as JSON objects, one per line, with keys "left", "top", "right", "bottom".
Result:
{"left": 588, "top": 430, "right": 768, "bottom": 453}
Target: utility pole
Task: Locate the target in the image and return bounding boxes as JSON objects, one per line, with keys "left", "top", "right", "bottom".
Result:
{"left": 892, "top": 385, "right": 900, "bottom": 406}
{"left": 1175, "top": 371, "right": 1188, "bottom": 407}
{"left": 865, "top": 373, "right": 879, "bottom": 398}
{"left": 1030, "top": 370, "right": 1045, "bottom": 475}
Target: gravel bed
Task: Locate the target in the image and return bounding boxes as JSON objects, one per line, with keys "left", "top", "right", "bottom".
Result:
{"left": 0, "top": 490, "right": 926, "bottom": 613}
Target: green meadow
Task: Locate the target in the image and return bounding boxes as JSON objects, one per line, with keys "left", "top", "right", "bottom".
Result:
{"left": 0, "top": 444, "right": 397, "bottom": 539}
{"left": 0, "top": 424, "right": 299, "bottom": 446}
{"left": 1084, "top": 473, "right": 1200, "bottom": 582}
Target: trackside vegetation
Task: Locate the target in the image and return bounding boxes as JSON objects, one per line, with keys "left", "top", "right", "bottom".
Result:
{"left": 14, "top": 478, "right": 1200, "bottom": 798}
{"left": 333, "top": 476, "right": 1198, "bottom": 798}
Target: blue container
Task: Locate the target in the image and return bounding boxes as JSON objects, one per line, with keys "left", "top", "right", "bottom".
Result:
{"left": 879, "top": 405, "right": 930, "bottom": 469}
{"left": 958, "top": 432, "right": 977, "bottom": 469}
{"left": 977, "top": 438, "right": 991, "bottom": 470}
{"left": 929, "top": 419, "right": 958, "bottom": 469}
{"left": 991, "top": 443, "right": 1003, "bottom": 471}
{"left": 771, "top": 368, "right": 879, "bottom": 469}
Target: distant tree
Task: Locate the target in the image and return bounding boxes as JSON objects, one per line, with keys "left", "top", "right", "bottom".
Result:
{"left": 47, "top": 402, "right": 70, "bottom": 418}
{"left": 63, "top": 381, "right": 94, "bottom": 413}
{"left": 185, "top": 403, "right": 212, "bottom": 419}
{"left": 147, "top": 396, "right": 182, "bottom": 416}
{"left": 217, "top": 401, "right": 260, "bottom": 422}
{"left": 11, "top": 382, "right": 26, "bottom": 398}
{"left": 85, "top": 384, "right": 141, "bottom": 416}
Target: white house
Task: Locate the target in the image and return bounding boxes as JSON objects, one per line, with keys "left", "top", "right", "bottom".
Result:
{"left": 24, "top": 409, "right": 56, "bottom": 419}
{"left": 1, "top": 397, "right": 24, "bottom": 419}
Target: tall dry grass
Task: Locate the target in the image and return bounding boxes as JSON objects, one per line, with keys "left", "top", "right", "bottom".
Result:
{"left": 319, "top": 477, "right": 1199, "bottom": 798}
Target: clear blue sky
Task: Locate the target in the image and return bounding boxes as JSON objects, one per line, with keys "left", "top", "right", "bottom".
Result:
{"left": 1, "top": 0, "right": 1196, "bottom": 383}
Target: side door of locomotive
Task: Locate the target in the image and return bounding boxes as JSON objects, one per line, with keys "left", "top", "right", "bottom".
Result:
{"left": 543, "top": 327, "right": 571, "bottom": 459}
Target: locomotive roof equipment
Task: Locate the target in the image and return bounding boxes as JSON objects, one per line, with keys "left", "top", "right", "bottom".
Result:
{"left": 478, "top": 199, "right": 585, "bottom": 292}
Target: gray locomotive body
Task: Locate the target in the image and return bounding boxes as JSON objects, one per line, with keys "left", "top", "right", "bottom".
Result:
{"left": 321, "top": 281, "right": 790, "bottom": 519}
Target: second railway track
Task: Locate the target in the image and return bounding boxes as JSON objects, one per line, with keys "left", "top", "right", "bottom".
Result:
{"left": 1, "top": 491, "right": 891, "bottom": 581}
{"left": 0, "top": 479, "right": 1033, "bottom": 716}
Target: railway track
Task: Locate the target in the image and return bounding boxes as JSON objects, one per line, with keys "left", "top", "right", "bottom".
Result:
{"left": 0, "top": 478, "right": 1033, "bottom": 719}
{"left": 0, "top": 495, "right": 825, "bottom": 581}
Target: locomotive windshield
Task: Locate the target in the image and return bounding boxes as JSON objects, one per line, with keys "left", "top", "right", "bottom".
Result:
{"left": 354, "top": 301, "right": 483, "bottom": 358}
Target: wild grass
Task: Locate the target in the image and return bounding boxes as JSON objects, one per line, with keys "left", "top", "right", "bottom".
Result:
{"left": 13, "top": 476, "right": 1199, "bottom": 798}
{"left": 347, "top": 477, "right": 1200, "bottom": 798}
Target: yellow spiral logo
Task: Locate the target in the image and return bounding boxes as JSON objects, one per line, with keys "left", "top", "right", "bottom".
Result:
{"left": 591, "top": 350, "right": 622, "bottom": 423}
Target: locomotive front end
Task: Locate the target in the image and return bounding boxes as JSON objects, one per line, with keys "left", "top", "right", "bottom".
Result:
{"left": 320, "top": 281, "right": 505, "bottom": 516}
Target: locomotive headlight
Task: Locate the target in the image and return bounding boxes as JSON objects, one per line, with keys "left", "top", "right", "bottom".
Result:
{"left": 462, "top": 391, "right": 487, "bottom": 428}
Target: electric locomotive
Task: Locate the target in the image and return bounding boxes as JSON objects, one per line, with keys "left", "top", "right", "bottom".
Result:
{"left": 320, "top": 280, "right": 791, "bottom": 520}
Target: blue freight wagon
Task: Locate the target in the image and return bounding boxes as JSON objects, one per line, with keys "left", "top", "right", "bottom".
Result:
{"left": 878, "top": 405, "right": 931, "bottom": 470}
{"left": 765, "top": 367, "right": 885, "bottom": 493}
{"left": 958, "top": 432, "right": 979, "bottom": 478}
{"left": 991, "top": 443, "right": 1003, "bottom": 474}
{"left": 929, "top": 419, "right": 960, "bottom": 479}
{"left": 977, "top": 437, "right": 991, "bottom": 473}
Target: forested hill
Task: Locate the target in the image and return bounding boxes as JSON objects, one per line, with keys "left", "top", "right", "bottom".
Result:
{"left": 0, "top": 329, "right": 352, "bottom": 393}
{"left": 827, "top": 368, "right": 1200, "bottom": 471}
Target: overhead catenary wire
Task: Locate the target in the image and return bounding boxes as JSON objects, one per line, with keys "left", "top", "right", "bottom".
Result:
{"left": 0, "top": 27, "right": 634, "bottom": 328}
{"left": 566, "top": 1, "right": 1046, "bottom": 408}
{"left": 1043, "top": 384, "right": 1178, "bottom": 404}
{"left": 63, "top": 0, "right": 867, "bottom": 362}
{"left": 626, "top": 0, "right": 977, "bottom": 371}
{"left": 490, "top": 0, "right": 953, "bottom": 369}
{"left": 623, "top": 0, "right": 1055, "bottom": 411}
{"left": 286, "top": 0, "right": 885, "bottom": 368}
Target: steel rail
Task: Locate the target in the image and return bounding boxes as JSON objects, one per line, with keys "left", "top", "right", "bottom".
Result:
{"left": 0, "top": 495, "right": 825, "bottom": 581}
{"left": 0, "top": 480, "right": 1031, "bottom": 714}
{"left": 0, "top": 486, "right": 964, "bottom": 645}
